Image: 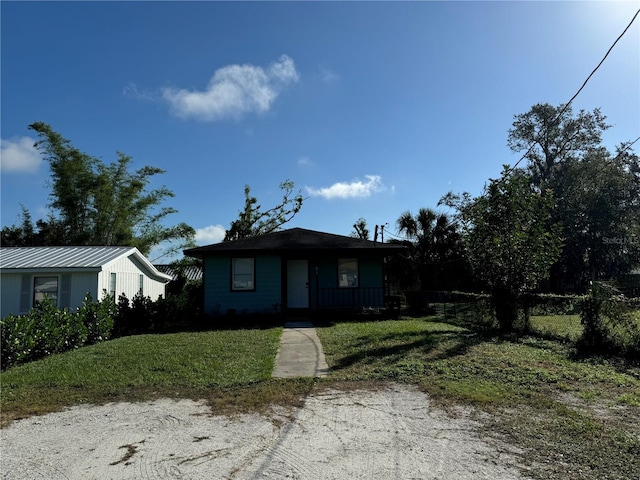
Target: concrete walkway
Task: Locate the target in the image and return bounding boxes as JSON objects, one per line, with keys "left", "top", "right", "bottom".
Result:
{"left": 272, "top": 321, "right": 329, "bottom": 378}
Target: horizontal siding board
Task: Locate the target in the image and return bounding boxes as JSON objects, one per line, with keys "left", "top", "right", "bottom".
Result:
{"left": 204, "top": 255, "right": 281, "bottom": 314}
{"left": 200, "top": 251, "right": 387, "bottom": 315}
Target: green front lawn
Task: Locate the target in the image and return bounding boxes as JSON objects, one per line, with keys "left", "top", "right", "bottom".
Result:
{"left": 0, "top": 328, "right": 313, "bottom": 426}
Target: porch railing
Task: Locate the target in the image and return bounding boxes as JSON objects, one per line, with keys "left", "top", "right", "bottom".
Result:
{"left": 317, "top": 287, "right": 384, "bottom": 310}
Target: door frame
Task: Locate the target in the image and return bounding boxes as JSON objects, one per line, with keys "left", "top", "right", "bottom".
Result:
{"left": 286, "top": 259, "right": 309, "bottom": 309}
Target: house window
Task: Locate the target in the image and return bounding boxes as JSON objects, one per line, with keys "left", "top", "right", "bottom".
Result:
{"left": 139, "top": 274, "right": 144, "bottom": 295}
{"left": 338, "top": 258, "right": 358, "bottom": 288}
{"left": 109, "top": 273, "right": 117, "bottom": 297}
{"left": 33, "top": 276, "right": 58, "bottom": 306}
{"left": 232, "top": 258, "right": 255, "bottom": 291}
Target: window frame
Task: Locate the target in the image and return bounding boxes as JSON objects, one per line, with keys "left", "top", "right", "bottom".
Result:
{"left": 337, "top": 258, "right": 359, "bottom": 288}
{"left": 109, "top": 272, "right": 117, "bottom": 297}
{"left": 231, "top": 257, "right": 256, "bottom": 292}
{"left": 33, "top": 275, "right": 59, "bottom": 307}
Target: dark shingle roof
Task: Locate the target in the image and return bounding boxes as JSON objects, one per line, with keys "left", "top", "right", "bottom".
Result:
{"left": 184, "top": 228, "right": 404, "bottom": 258}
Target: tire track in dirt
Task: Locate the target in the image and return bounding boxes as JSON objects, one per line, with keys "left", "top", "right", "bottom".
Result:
{"left": 1, "top": 386, "right": 526, "bottom": 480}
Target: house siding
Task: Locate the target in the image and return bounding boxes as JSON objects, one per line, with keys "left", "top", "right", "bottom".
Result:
{"left": 99, "top": 255, "right": 166, "bottom": 301}
{"left": 1, "top": 274, "right": 22, "bottom": 317}
{"left": 1, "top": 257, "right": 166, "bottom": 318}
{"left": 0, "top": 271, "right": 99, "bottom": 317}
{"left": 311, "top": 254, "right": 385, "bottom": 309}
{"left": 204, "top": 255, "right": 282, "bottom": 315}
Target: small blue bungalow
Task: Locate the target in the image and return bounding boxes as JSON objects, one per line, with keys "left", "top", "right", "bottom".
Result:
{"left": 184, "top": 228, "right": 405, "bottom": 316}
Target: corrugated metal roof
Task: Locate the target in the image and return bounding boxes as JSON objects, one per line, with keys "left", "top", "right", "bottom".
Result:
{"left": 0, "top": 246, "right": 135, "bottom": 269}
{"left": 155, "top": 264, "right": 203, "bottom": 282}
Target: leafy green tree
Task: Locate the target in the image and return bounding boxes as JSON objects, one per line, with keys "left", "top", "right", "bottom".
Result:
{"left": 508, "top": 104, "right": 639, "bottom": 291}
{"left": 444, "top": 168, "right": 563, "bottom": 331}
{"left": 224, "top": 180, "right": 304, "bottom": 241}
{"left": 1, "top": 122, "right": 194, "bottom": 256}
{"left": 550, "top": 147, "right": 640, "bottom": 288}
{"left": 507, "top": 103, "right": 609, "bottom": 187}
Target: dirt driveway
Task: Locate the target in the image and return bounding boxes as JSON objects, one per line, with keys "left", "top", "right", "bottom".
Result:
{"left": 1, "top": 384, "right": 527, "bottom": 479}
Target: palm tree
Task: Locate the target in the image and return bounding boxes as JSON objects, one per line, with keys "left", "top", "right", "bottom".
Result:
{"left": 394, "top": 208, "right": 468, "bottom": 291}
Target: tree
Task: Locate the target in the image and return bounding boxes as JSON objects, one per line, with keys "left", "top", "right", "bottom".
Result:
{"left": 391, "top": 207, "right": 469, "bottom": 291}
{"left": 224, "top": 180, "right": 304, "bottom": 241}
{"left": 444, "top": 168, "right": 563, "bottom": 331}
{"left": 507, "top": 103, "right": 609, "bottom": 187}
{"left": 508, "top": 104, "right": 639, "bottom": 291}
{"left": 549, "top": 147, "right": 640, "bottom": 288}
{"left": 0, "top": 122, "right": 194, "bottom": 256}
{"left": 350, "top": 218, "right": 370, "bottom": 240}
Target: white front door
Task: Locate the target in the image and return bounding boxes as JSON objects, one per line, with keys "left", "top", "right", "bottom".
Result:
{"left": 287, "top": 260, "right": 309, "bottom": 308}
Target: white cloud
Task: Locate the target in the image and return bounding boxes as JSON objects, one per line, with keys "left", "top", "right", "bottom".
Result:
{"left": 195, "top": 224, "right": 226, "bottom": 244}
{"left": 162, "top": 55, "right": 299, "bottom": 121}
{"left": 306, "top": 175, "right": 386, "bottom": 200}
{"left": 0, "top": 137, "right": 42, "bottom": 173}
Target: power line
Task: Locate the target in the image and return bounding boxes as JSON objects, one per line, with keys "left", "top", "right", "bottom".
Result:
{"left": 503, "top": 8, "right": 640, "bottom": 178}
{"left": 387, "top": 9, "right": 640, "bottom": 241}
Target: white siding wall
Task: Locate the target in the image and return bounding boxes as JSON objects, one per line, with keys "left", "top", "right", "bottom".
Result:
{"left": 0, "top": 271, "right": 99, "bottom": 318}
{"left": 1, "top": 256, "right": 165, "bottom": 318}
{"left": 98, "top": 255, "right": 166, "bottom": 301}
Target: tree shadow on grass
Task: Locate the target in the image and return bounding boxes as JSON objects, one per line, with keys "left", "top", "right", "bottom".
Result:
{"left": 326, "top": 321, "right": 487, "bottom": 374}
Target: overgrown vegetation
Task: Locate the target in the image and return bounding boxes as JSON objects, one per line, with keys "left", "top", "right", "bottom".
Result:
{"left": 578, "top": 282, "right": 640, "bottom": 357}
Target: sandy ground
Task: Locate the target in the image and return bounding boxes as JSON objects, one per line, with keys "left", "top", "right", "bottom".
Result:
{"left": 1, "top": 384, "right": 527, "bottom": 480}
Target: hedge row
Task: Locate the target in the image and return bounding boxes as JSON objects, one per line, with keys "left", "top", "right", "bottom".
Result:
{"left": 1, "top": 294, "right": 114, "bottom": 370}
{"left": 1, "top": 284, "right": 203, "bottom": 371}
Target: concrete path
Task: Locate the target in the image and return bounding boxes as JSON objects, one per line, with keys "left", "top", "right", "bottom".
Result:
{"left": 272, "top": 321, "right": 329, "bottom": 378}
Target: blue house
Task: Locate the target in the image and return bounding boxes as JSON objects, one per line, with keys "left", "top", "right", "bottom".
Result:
{"left": 184, "top": 228, "right": 404, "bottom": 316}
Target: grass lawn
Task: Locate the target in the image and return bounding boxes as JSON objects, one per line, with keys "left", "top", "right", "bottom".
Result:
{"left": 2, "top": 312, "right": 639, "bottom": 480}
{"left": 316, "top": 316, "right": 640, "bottom": 480}
{"left": 530, "top": 314, "right": 582, "bottom": 341}
{"left": 0, "top": 328, "right": 314, "bottom": 426}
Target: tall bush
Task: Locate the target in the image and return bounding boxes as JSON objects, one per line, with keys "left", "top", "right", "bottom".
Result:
{"left": 578, "top": 282, "right": 640, "bottom": 357}
{"left": 78, "top": 293, "right": 115, "bottom": 345}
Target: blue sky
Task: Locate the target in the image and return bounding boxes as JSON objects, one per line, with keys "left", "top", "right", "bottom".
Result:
{"left": 1, "top": 1, "right": 638, "bottom": 260}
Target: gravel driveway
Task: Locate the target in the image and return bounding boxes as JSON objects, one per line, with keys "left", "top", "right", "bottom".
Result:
{"left": 1, "top": 384, "right": 527, "bottom": 479}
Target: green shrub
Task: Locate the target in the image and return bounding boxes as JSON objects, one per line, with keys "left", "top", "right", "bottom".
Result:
{"left": 113, "top": 292, "right": 156, "bottom": 336}
{"left": 78, "top": 293, "right": 115, "bottom": 345}
{"left": 578, "top": 282, "right": 640, "bottom": 357}
{"left": 1, "top": 295, "right": 117, "bottom": 370}
{"left": 524, "top": 293, "right": 584, "bottom": 315}
{"left": 1, "top": 313, "right": 36, "bottom": 369}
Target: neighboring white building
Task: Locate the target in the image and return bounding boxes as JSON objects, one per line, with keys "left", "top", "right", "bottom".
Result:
{"left": 0, "top": 246, "right": 172, "bottom": 318}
